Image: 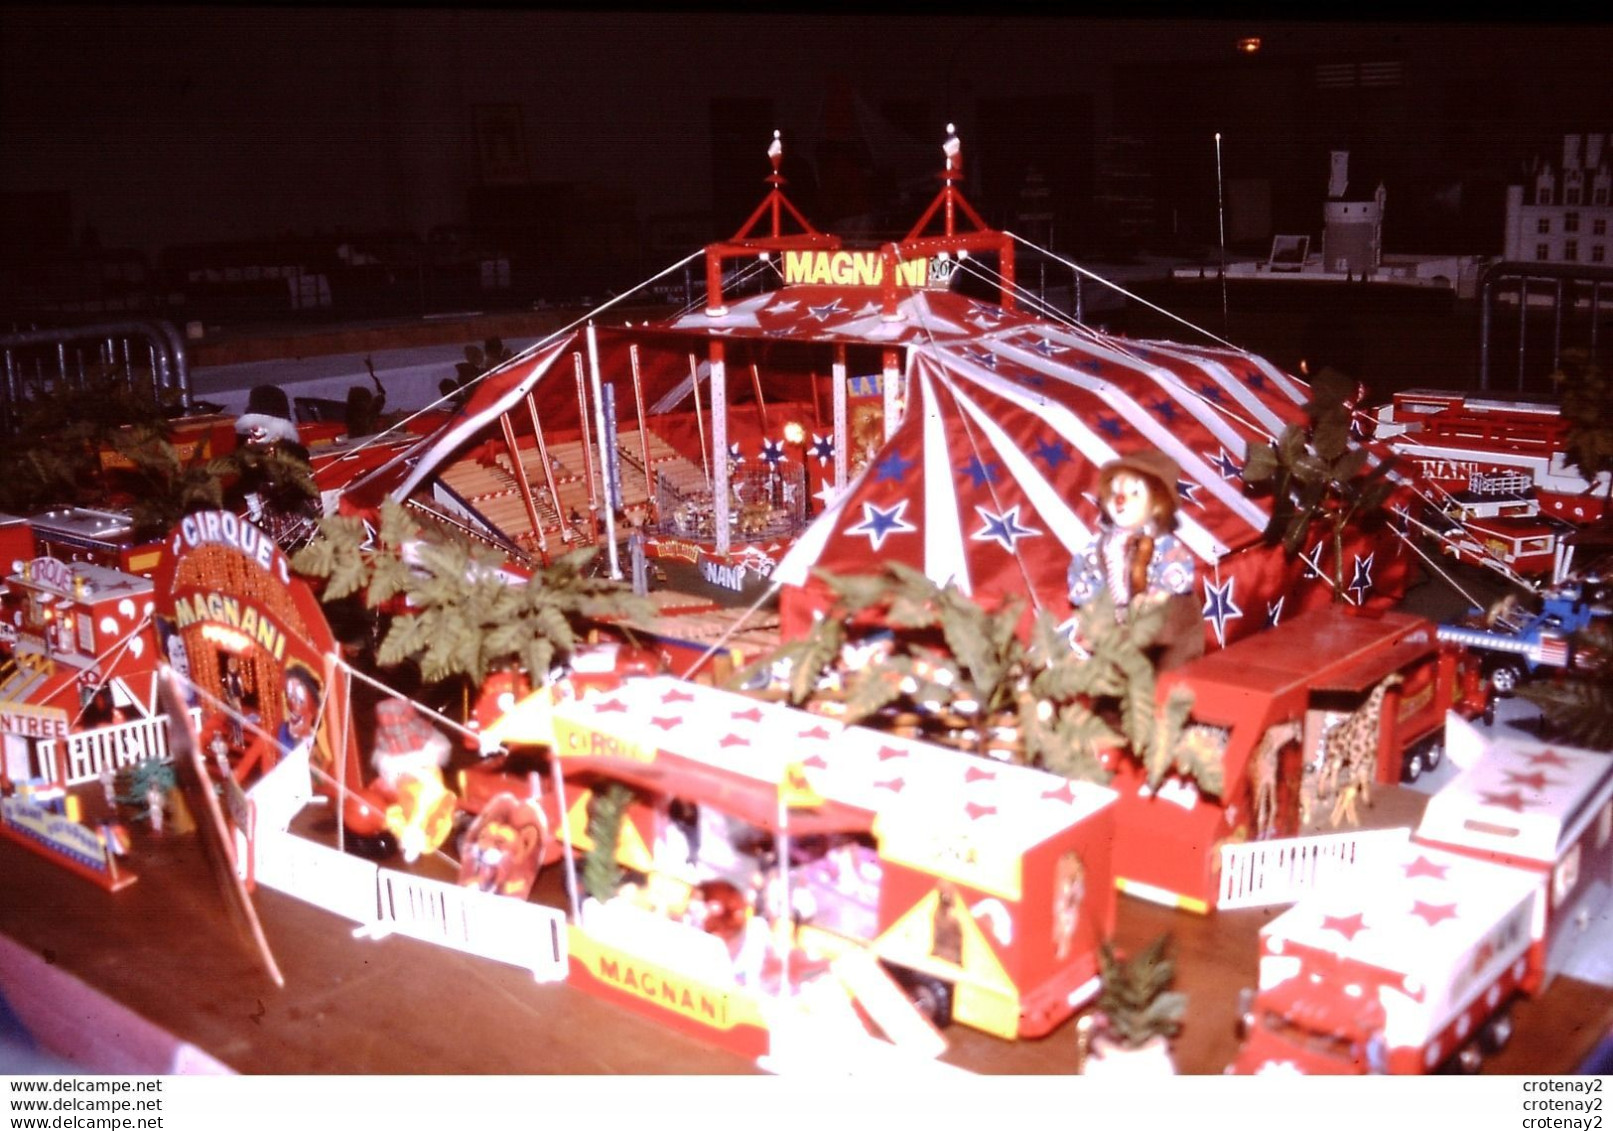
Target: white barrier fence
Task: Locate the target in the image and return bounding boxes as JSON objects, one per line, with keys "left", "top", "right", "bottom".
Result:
{"left": 1217, "top": 826, "right": 1412, "bottom": 910}
{"left": 254, "top": 828, "right": 381, "bottom": 924}
{"left": 42, "top": 709, "right": 202, "bottom": 787}
{"left": 245, "top": 762, "right": 567, "bottom": 983}
{"left": 364, "top": 868, "right": 567, "bottom": 982}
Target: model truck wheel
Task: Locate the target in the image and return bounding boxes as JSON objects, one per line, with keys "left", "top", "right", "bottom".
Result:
{"left": 1488, "top": 660, "right": 1522, "bottom": 696}
{"left": 1450, "top": 1043, "right": 1484, "bottom": 1074}
{"left": 1478, "top": 1007, "right": 1514, "bottom": 1054}
{"left": 1401, "top": 746, "right": 1427, "bottom": 783}
{"left": 881, "top": 962, "right": 954, "bottom": 1028}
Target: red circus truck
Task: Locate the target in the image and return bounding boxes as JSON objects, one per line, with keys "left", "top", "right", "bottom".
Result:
{"left": 1231, "top": 722, "right": 1613, "bottom": 1074}
{"left": 495, "top": 674, "right": 1119, "bottom": 1061}
{"left": 1111, "top": 606, "right": 1489, "bottom": 913}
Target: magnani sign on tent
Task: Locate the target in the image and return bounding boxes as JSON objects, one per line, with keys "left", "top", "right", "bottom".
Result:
{"left": 782, "top": 249, "right": 930, "bottom": 288}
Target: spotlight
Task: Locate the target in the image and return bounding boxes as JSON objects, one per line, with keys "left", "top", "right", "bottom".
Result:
{"left": 1237, "top": 37, "right": 1261, "bottom": 55}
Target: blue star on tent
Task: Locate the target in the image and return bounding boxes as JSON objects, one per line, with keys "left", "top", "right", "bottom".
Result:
{"left": 959, "top": 455, "right": 1002, "bottom": 489}
{"left": 1300, "top": 543, "right": 1328, "bottom": 581}
{"left": 874, "top": 449, "right": 917, "bottom": 484}
{"left": 1196, "top": 383, "right": 1224, "bottom": 403}
{"left": 1031, "top": 436, "right": 1071, "bottom": 471}
{"left": 847, "top": 499, "right": 917, "bottom": 552}
{"left": 1348, "top": 552, "right": 1375, "bottom": 603}
{"left": 808, "top": 433, "right": 835, "bottom": 465}
{"left": 728, "top": 442, "right": 746, "bottom": 465}
{"left": 1202, "top": 577, "right": 1243, "bottom": 647}
{"left": 1151, "top": 399, "right": 1181, "bottom": 424}
{"left": 1208, "top": 447, "right": 1241, "bottom": 480}
{"left": 1177, "top": 478, "right": 1201, "bottom": 507}
{"left": 968, "top": 301, "right": 1006, "bottom": 324}
{"left": 961, "top": 346, "right": 998, "bottom": 370}
{"left": 1030, "top": 337, "right": 1067, "bottom": 358}
{"left": 807, "top": 298, "right": 847, "bottom": 322}
{"left": 1245, "top": 370, "right": 1267, "bottom": 390}
{"left": 1095, "top": 415, "right": 1126, "bottom": 440}
{"left": 971, "top": 504, "right": 1040, "bottom": 553}
{"left": 760, "top": 438, "right": 785, "bottom": 466}
{"left": 1265, "top": 596, "right": 1285, "bottom": 629}
{"left": 1078, "top": 359, "right": 1106, "bottom": 375}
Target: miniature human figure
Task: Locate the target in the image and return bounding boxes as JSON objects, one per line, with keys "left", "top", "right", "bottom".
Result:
{"left": 222, "top": 656, "right": 246, "bottom": 745}
{"left": 98, "top": 768, "right": 118, "bottom": 809}
{"left": 230, "top": 383, "right": 317, "bottom": 542}
{"left": 276, "top": 666, "right": 319, "bottom": 756}
{"left": 146, "top": 781, "right": 165, "bottom": 835}
{"left": 930, "top": 881, "right": 964, "bottom": 965}
{"left": 1068, "top": 450, "right": 1204, "bottom": 671}
{"left": 628, "top": 523, "right": 649, "bottom": 596}
{"left": 370, "top": 697, "right": 456, "bottom": 863}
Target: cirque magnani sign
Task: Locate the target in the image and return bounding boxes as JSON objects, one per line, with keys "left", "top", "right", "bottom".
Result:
{"left": 782, "top": 249, "right": 930, "bottom": 288}
{"left": 163, "top": 512, "right": 295, "bottom": 662}
{"left": 157, "top": 511, "right": 330, "bottom": 658}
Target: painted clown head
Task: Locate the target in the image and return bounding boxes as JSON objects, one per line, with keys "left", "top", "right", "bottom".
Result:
{"left": 1096, "top": 449, "right": 1181, "bottom": 536}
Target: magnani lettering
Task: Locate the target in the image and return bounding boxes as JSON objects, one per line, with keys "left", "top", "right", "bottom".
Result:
{"left": 171, "top": 591, "right": 287, "bottom": 661}
{"left": 596, "top": 954, "right": 729, "bottom": 1026}
{"left": 782, "top": 249, "right": 929, "bottom": 288}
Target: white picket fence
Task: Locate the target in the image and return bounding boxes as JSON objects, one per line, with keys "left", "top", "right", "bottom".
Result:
{"left": 255, "top": 827, "right": 382, "bottom": 924}
{"left": 40, "top": 710, "right": 202, "bottom": 787}
{"left": 1217, "top": 826, "right": 1411, "bottom": 910}
{"left": 243, "top": 750, "right": 567, "bottom": 982}
{"left": 363, "top": 869, "right": 568, "bottom": 982}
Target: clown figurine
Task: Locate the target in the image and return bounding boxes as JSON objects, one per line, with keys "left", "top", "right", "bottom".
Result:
{"left": 371, "top": 697, "right": 456, "bottom": 863}
{"left": 1068, "top": 450, "right": 1204, "bottom": 670}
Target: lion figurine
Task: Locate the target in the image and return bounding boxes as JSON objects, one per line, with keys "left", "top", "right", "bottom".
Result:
{"left": 457, "top": 793, "right": 549, "bottom": 900}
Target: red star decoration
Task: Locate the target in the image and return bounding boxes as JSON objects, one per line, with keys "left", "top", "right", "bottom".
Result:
{"left": 1410, "top": 900, "right": 1459, "bottom": 927}
{"left": 661, "top": 689, "right": 695, "bottom": 704}
{"left": 1479, "top": 789, "right": 1530, "bottom": 812}
{"left": 799, "top": 725, "right": 832, "bottom": 741}
{"left": 1527, "top": 749, "right": 1573, "bottom": 768}
{"left": 732, "top": 707, "right": 764, "bottom": 723}
{"left": 594, "top": 698, "right": 628, "bottom": 713}
{"left": 803, "top": 754, "right": 829, "bottom": 770}
{"left": 719, "top": 733, "right": 749, "bottom": 748}
{"left": 1041, "top": 781, "right": 1080, "bottom": 804}
{"left": 875, "top": 776, "right": 907, "bottom": 792}
{"left": 964, "top": 801, "right": 997, "bottom": 820}
{"left": 965, "top": 766, "right": 997, "bottom": 784}
{"left": 1503, "top": 770, "right": 1555, "bottom": 792}
{"left": 649, "top": 716, "right": 681, "bottom": 731}
{"left": 1321, "top": 912, "right": 1368, "bottom": 941}
{"left": 1402, "top": 855, "right": 1450, "bottom": 880}
{"left": 876, "top": 745, "right": 907, "bottom": 761}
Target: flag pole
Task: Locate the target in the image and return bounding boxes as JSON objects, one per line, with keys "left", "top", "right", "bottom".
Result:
{"left": 1215, "top": 131, "right": 1229, "bottom": 339}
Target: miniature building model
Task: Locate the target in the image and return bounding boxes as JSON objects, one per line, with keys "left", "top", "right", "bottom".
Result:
{"left": 1502, "top": 132, "right": 1613, "bottom": 265}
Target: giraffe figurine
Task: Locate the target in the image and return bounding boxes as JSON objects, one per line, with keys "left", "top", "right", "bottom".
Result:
{"left": 1317, "top": 673, "right": 1404, "bottom": 828}
{"left": 1247, "top": 719, "right": 1303, "bottom": 840}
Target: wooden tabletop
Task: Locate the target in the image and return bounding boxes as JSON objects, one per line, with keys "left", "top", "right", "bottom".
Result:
{"left": 1, "top": 792, "right": 1607, "bottom": 1076}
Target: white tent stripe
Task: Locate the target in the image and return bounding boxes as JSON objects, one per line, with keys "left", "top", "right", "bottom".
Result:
{"left": 388, "top": 337, "right": 572, "bottom": 502}
{"left": 1032, "top": 325, "right": 1255, "bottom": 453}
{"left": 917, "top": 362, "right": 972, "bottom": 593}
{"left": 1134, "top": 340, "right": 1294, "bottom": 438}
{"left": 918, "top": 347, "right": 1231, "bottom": 561}
{"left": 991, "top": 337, "right": 1269, "bottom": 533}
{"left": 944, "top": 380, "right": 1094, "bottom": 553}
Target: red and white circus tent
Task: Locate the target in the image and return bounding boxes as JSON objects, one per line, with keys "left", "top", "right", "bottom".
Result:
{"left": 765, "top": 288, "right": 1418, "bottom": 648}
{"left": 339, "top": 127, "right": 1421, "bottom": 654}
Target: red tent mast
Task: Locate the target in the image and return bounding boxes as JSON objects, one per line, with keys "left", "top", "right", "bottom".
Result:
{"left": 879, "top": 122, "right": 1016, "bottom": 320}
{"left": 703, "top": 131, "right": 839, "bottom": 317}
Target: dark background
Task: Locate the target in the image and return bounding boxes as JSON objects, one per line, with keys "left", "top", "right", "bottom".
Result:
{"left": 3, "top": 7, "right": 1611, "bottom": 350}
